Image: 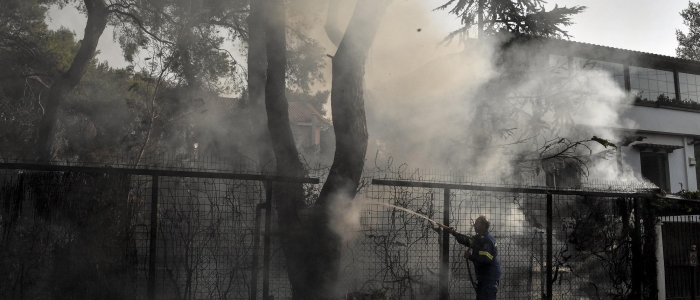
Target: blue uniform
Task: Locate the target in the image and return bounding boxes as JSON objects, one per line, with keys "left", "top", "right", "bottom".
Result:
{"left": 453, "top": 231, "right": 502, "bottom": 300}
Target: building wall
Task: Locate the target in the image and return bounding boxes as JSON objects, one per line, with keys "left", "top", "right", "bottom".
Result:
{"left": 622, "top": 106, "right": 700, "bottom": 136}
{"left": 620, "top": 129, "right": 698, "bottom": 193}
{"left": 619, "top": 104, "right": 700, "bottom": 192}
{"left": 684, "top": 138, "right": 698, "bottom": 191}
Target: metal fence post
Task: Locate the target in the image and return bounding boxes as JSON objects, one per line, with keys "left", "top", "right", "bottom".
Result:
{"left": 632, "top": 198, "right": 643, "bottom": 299}
{"left": 147, "top": 175, "right": 159, "bottom": 300}
{"left": 691, "top": 245, "right": 697, "bottom": 300}
{"left": 250, "top": 202, "right": 265, "bottom": 300}
{"left": 546, "top": 193, "right": 553, "bottom": 300}
{"left": 690, "top": 266, "right": 697, "bottom": 300}
{"left": 262, "top": 181, "right": 273, "bottom": 300}
{"left": 693, "top": 265, "right": 697, "bottom": 300}
{"left": 440, "top": 188, "right": 450, "bottom": 300}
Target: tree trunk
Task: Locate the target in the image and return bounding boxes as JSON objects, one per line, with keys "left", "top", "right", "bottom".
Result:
{"left": 262, "top": 2, "right": 315, "bottom": 298}
{"left": 35, "top": 0, "right": 109, "bottom": 161}
{"left": 247, "top": 0, "right": 274, "bottom": 168}
{"left": 316, "top": 0, "right": 390, "bottom": 205}
{"left": 264, "top": 0, "right": 302, "bottom": 177}
{"left": 263, "top": 0, "right": 390, "bottom": 299}
{"left": 177, "top": 27, "right": 207, "bottom": 156}
{"left": 248, "top": 0, "right": 267, "bottom": 108}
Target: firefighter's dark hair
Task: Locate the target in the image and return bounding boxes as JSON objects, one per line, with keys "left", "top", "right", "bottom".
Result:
{"left": 476, "top": 215, "right": 490, "bottom": 231}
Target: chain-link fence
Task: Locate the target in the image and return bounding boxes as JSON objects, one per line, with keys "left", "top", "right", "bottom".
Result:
{"left": 339, "top": 168, "right": 661, "bottom": 300}
{"left": 0, "top": 160, "right": 683, "bottom": 300}
{"left": 0, "top": 158, "right": 319, "bottom": 300}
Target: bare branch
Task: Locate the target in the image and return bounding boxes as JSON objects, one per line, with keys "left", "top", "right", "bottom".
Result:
{"left": 110, "top": 9, "right": 176, "bottom": 46}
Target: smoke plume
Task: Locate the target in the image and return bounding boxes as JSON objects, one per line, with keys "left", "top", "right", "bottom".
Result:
{"left": 358, "top": 1, "right": 642, "bottom": 185}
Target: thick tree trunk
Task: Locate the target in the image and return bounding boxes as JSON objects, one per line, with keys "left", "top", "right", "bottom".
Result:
{"left": 178, "top": 38, "right": 201, "bottom": 94}
{"left": 247, "top": 0, "right": 274, "bottom": 168}
{"left": 316, "top": 0, "right": 390, "bottom": 205}
{"left": 262, "top": 3, "right": 316, "bottom": 298}
{"left": 264, "top": 0, "right": 302, "bottom": 177}
{"left": 35, "top": 0, "right": 109, "bottom": 161}
{"left": 262, "top": 0, "right": 390, "bottom": 299}
{"left": 177, "top": 28, "right": 207, "bottom": 156}
{"left": 248, "top": 0, "right": 267, "bottom": 107}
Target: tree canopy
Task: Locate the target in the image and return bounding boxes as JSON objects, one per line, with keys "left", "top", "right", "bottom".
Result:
{"left": 436, "top": 0, "right": 586, "bottom": 41}
{"left": 677, "top": 1, "right": 700, "bottom": 61}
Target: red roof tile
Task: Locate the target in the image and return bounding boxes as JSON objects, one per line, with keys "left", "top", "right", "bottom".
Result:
{"left": 288, "top": 102, "right": 329, "bottom": 124}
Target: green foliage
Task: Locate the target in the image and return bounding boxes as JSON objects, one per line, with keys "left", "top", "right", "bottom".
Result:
{"left": 633, "top": 92, "right": 700, "bottom": 111}
{"left": 0, "top": 0, "right": 192, "bottom": 161}
{"left": 0, "top": 0, "right": 80, "bottom": 79}
{"left": 649, "top": 191, "right": 700, "bottom": 215}
{"left": 0, "top": 0, "right": 50, "bottom": 36}
{"left": 44, "top": 28, "right": 82, "bottom": 72}
{"left": 111, "top": 0, "right": 247, "bottom": 93}
{"left": 435, "top": 0, "right": 586, "bottom": 41}
{"left": 677, "top": 2, "right": 700, "bottom": 61}
{"left": 60, "top": 62, "right": 140, "bottom": 159}
{"left": 676, "top": 189, "right": 700, "bottom": 200}
{"left": 0, "top": 0, "right": 331, "bottom": 163}
{"left": 286, "top": 30, "right": 328, "bottom": 93}
{"left": 0, "top": 0, "right": 83, "bottom": 157}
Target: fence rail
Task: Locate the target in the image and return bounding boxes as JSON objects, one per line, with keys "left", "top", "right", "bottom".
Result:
{"left": 372, "top": 179, "right": 657, "bottom": 197}
{"left": 0, "top": 163, "right": 319, "bottom": 183}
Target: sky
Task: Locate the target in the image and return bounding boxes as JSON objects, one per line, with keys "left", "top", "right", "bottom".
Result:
{"left": 546, "top": 0, "right": 689, "bottom": 57}
{"left": 46, "top": 5, "right": 128, "bottom": 68}
{"left": 46, "top": 0, "right": 692, "bottom": 69}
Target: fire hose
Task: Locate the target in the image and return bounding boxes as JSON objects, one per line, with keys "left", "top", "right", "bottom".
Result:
{"left": 434, "top": 223, "right": 478, "bottom": 291}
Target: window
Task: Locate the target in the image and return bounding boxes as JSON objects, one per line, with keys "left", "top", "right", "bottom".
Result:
{"left": 640, "top": 152, "right": 670, "bottom": 191}
{"left": 696, "top": 145, "right": 700, "bottom": 190}
{"left": 679, "top": 72, "right": 700, "bottom": 103}
{"left": 630, "top": 66, "right": 675, "bottom": 102}
{"left": 573, "top": 58, "right": 625, "bottom": 89}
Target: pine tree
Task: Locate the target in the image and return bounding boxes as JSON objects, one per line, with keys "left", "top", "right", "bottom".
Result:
{"left": 436, "top": 0, "right": 585, "bottom": 41}
{"left": 677, "top": 2, "right": 700, "bottom": 61}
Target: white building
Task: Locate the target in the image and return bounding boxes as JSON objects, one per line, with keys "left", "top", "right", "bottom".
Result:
{"left": 544, "top": 39, "right": 700, "bottom": 193}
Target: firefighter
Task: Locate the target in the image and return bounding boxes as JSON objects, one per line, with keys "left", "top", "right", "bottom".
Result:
{"left": 446, "top": 215, "right": 502, "bottom": 300}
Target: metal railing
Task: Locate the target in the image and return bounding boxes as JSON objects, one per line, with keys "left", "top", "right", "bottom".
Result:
{"left": 368, "top": 178, "right": 658, "bottom": 300}
{"left": 0, "top": 162, "right": 318, "bottom": 300}
{"left": 2, "top": 161, "right": 690, "bottom": 300}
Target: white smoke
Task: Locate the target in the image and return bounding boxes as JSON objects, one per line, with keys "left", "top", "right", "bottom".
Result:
{"left": 327, "top": 189, "right": 366, "bottom": 243}
{"left": 363, "top": 16, "right": 644, "bottom": 185}
{"left": 318, "top": 0, "right": 652, "bottom": 246}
